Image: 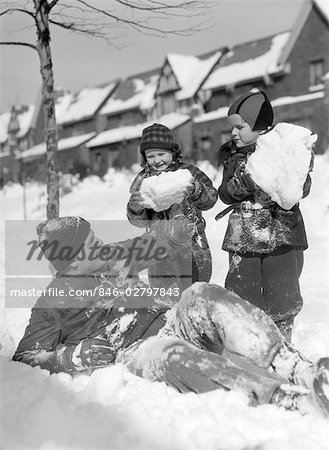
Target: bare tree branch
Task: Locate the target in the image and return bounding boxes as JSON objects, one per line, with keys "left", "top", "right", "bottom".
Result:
{"left": 113, "top": 0, "right": 198, "bottom": 12}
{"left": 0, "top": 8, "right": 35, "bottom": 18}
{"left": 48, "top": 0, "right": 60, "bottom": 11}
{"left": 0, "top": 41, "right": 37, "bottom": 50}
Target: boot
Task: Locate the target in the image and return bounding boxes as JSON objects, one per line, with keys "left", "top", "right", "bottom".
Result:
{"left": 271, "top": 342, "right": 314, "bottom": 387}
{"left": 271, "top": 382, "right": 329, "bottom": 418}
{"left": 313, "top": 357, "right": 329, "bottom": 418}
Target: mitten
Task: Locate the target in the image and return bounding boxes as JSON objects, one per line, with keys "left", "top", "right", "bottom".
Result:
{"left": 64, "top": 337, "right": 115, "bottom": 371}
{"left": 128, "top": 191, "right": 145, "bottom": 213}
{"left": 185, "top": 178, "right": 202, "bottom": 200}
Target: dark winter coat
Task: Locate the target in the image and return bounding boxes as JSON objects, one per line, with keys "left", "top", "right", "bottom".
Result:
{"left": 12, "top": 224, "right": 191, "bottom": 374}
{"left": 127, "top": 162, "right": 218, "bottom": 290}
{"left": 218, "top": 141, "right": 311, "bottom": 254}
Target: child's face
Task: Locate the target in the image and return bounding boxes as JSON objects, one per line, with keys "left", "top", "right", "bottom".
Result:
{"left": 145, "top": 148, "right": 173, "bottom": 172}
{"left": 65, "top": 230, "right": 104, "bottom": 275}
{"left": 228, "top": 114, "right": 260, "bottom": 148}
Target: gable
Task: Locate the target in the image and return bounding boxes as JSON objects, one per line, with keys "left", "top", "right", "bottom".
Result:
{"left": 100, "top": 73, "right": 158, "bottom": 116}
{"left": 278, "top": 0, "right": 329, "bottom": 67}
{"left": 156, "top": 60, "right": 181, "bottom": 96}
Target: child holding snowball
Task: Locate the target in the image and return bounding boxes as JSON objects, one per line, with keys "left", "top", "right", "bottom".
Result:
{"left": 217, "top": 91, "right": 314, "bottom": 341}
{"left": 127, "top": 123, "right": 218, "bottom": 297}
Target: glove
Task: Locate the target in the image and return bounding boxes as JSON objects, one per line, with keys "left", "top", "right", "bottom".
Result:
{"left": 69, "top": 337, "right": 115, "bottom": 371}
{"left": 128, "top": 191, "right": 145, "bottom": 213}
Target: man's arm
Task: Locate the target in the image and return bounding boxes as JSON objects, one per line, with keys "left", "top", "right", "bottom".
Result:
{"left": 12, "top": 304, "right": 115, "bottom": 374}
{"left": 102, "top": 217, "right": 194, "bottom": 276}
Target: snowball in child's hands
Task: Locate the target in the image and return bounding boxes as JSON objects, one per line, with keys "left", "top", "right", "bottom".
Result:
{"left": 140, "top": 169, "right": 193, "bottom": 212}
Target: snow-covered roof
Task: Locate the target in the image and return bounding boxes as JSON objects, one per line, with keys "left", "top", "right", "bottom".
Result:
{"left": 19, "top": 132, "right": 96, "bottom": 160}
{"left": 193, "top": 91, "right": 325, "bottom": 125}
{"left": 100, "top": 74, "right": 158, "bottom": 116}
{"left": 271, "top": 91, "right": 325, "bottom": 107}
{"left": 167, "top": 51, "right": 222, "bottom": 101}
{"left": 203, "top": 32, "right": 290, "bottom": 91}
{"left": 314, "top": 0, "right": 329, "bottom": 22}
{"left": 87, "top": 113, "right": 190, "bottom": 148}
{"left": 0, "top": 106, "right": 35, "bottom": 143}
{"left": 0, "top": 111, "right": 10, "bottom": 144}
{"left": 193, "top": 106, "right": 229, "bottom": 124}
{"left": 16, "top": 105, "right": 35, "bottom": 139}
{"left": 57, "top": 82, "right": 117, "bottom": 125}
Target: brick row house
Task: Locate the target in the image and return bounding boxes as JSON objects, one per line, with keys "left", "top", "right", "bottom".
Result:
{"left": 0, "top": 0, "right": 328, "bottom": 184}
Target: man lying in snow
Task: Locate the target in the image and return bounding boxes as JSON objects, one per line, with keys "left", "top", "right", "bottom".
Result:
{"left": 12, "top": 216, "right": 329, "bottom": 418}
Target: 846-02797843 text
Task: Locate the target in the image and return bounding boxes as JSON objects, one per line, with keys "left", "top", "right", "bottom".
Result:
{"left": 96, "top": 286, "right": 180, "bottom": 298}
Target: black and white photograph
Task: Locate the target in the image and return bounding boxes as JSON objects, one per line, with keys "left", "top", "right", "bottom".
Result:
{"left": 0, "top": 0, "right": 329, "bottom": 449}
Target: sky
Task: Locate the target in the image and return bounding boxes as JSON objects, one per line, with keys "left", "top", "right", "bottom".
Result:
{"left": 0, "top": 0, "right": 305, "bottom": 113}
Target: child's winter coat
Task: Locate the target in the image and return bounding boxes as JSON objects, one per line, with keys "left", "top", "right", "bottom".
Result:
{"left": 218, "top": 141, "right": 311, "bottom": 254}
{"left": 127, "top": 161, "right": 218, "bottom": 292}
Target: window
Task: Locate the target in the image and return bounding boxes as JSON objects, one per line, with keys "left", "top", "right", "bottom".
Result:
{"left": 200, "top": 136, "right": 211, "bottom": 151}
{"left": 310, "top": 60, "right": 324, "bottom": 86}
{"left": 160, "top": 94, "right": 176, "bottom": 115}
{"left": 221, "top": 131, "right": 231, "bottom": 145}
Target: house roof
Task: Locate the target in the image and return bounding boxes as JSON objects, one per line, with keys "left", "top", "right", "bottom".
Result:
{"left": 87, "top": 112, "right": 190, "bottom": 148}
{"left": 203, "top": 32, "right": 290, "bottom": 91}
{"left": 16, "top": 105, "right": 35, "bottom": 139}
{"left": 314, "top": 0, "right": 329, "bottom": 23}
{"left": 0, "top": 106, "right": 35, "bottom": 143}
{"left": 166, "top": 51, "right": 223, "bottom": 100}
{"left": 100, "top": 73, "right": 159, "bottom": 116}
{"left": 193, "top": 91, "right": 325, "bottom": 125}
{"left": 57, "top": 82, "right": 117, "bottom": 125}
{"left": 18, "top": 132, "right": 96, "bottom": 160}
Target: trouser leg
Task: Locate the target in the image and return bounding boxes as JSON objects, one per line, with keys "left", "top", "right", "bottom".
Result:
{"left": 120, "top": 336, "right": 283, "bottom": 405}
{"left": 192, "top": 232, "right": 212, "bottom": 283}
{"left": 225, "top": 253, "right": 265, "bottom": 310}
{"left": 161, "top": 282, "right": 284, "bottom": 369}
{"left": 262, "top": 247, "right": 303, "bottom": 340}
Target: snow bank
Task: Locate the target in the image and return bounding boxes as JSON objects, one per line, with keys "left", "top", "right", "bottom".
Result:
{"left": 246, "top": 123, "right": 316, "bottom": 210}
{"left": 0, "top": 156, "right": 329, "bottom": 450}
{"left": 140, "top": 169, "right": 193, "bottom": 212}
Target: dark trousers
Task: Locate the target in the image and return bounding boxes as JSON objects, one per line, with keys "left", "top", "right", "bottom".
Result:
{"left": 225, "top": 246, "right": 304, "bottom": 331}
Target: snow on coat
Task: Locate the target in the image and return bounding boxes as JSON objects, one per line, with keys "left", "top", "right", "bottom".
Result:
{"left": 246, "top": 123, "right": 316, "bottom": 210}
{"left": 140, "top": 169, "right": 193, "bottom": 212}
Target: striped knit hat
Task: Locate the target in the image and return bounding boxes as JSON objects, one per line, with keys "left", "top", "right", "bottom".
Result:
{"left": 36, "top": 216, "right": 91, "bottom": 272}
{"left": 228, "top": 91, "right": 274, "bottom": 131}
{"left": 140, "top": 123, "right": 177, "bottom": 155}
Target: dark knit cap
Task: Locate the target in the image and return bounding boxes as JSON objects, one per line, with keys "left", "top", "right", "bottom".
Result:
{"left": 140, "top": 123, "right": 177, "bottom": 154}
{"left": 228, "top": 91, "right": 274, "bottom": 131}
{"left": 36, "top": 216, "right": 91, "bottom": 272}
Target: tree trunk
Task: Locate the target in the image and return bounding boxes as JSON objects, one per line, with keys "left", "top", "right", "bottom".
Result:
{"left": 34, "top": 0, "right": 59, "bottom": 219}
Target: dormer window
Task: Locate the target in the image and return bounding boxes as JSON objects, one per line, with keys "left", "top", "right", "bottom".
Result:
{"left": 310, "top": 59, "right": 324, "bottom": 87}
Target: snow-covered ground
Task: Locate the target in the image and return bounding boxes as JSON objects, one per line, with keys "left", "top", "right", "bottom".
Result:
{"left": 0, "top": 156, "right": 329, "bottom": 450}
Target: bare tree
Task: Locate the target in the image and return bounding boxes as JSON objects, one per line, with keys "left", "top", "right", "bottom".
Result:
{"left": 0, "top": 0, "right": 216, "bottom": 219}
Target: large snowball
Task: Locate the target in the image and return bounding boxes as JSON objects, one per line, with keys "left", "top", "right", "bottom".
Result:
{"left": 246, "top": 122, "right": 317, "bottom": 210}
{"left": 140, "top": 169, "right": 193, "bottom": 212}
